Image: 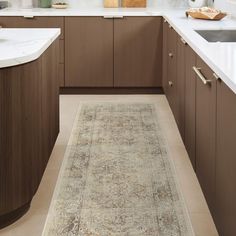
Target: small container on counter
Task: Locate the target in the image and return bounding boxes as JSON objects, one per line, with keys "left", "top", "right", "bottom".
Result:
{"left": 40, "top": 0, "right": 52, "bottom": 8}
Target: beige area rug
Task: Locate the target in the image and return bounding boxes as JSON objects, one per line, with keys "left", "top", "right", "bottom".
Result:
{"left": 43, "top": 103, "right": 194, "bottom": 236}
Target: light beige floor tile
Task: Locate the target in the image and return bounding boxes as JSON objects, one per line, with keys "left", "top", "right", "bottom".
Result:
{"left": 0, "top": 95, "right": 218, "bottom": 236}
{"left": 191, "top": 212, "right": 218, "bottom": 236}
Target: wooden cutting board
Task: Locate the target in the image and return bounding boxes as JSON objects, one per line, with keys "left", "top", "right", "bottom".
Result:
{"left": 122, "top": 0, "right": 146, "bottom": 7}
{"left": 104, "top": 0, "right": 119, "bottom": 8}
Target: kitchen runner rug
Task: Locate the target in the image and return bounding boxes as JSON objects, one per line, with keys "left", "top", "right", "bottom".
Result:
{"left": 43, "top": 103, "right": 194, "bottom": 236}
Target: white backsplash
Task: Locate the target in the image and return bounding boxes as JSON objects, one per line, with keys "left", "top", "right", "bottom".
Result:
{"left": 214, "top": 0, "right": 236, "bottom": 15}
{"left": 22, "top": 0, "right": 187, "bottom": 8}
{"left": 67, "top": 0, "right": 187, "bottom": 8}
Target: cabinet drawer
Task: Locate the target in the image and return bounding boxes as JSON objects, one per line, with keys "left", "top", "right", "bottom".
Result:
{"left": 0, "top": 16, "right": 64, "bottom": 39}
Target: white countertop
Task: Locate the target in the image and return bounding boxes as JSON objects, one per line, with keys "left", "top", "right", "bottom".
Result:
{"left": 1, "top": 7, "right": 236, "bottom": 94}
{"left": 0, "top": 7, "right": 163, "bottom": 16}
{"left": 163, "top": 10, "right": 236, "bottom": 95}
{"left": 0, "top": 28, "right": 60, "bottom": 68}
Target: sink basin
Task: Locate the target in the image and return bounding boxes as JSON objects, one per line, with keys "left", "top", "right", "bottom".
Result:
{"left": 195, "top": 30, "right": 236, "bottom": 42}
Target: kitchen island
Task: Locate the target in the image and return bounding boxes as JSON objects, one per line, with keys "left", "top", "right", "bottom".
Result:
{"left": 0, "top": 28, "right": 60, "bottom": 228}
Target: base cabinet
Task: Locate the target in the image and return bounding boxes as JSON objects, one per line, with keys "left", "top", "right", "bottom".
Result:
{"left": 162, "top": 19, "right": 168, "bottom": 92}
{"left": 0, "top": 40, "right": 59, "bottom": 228}
{"left": 215, "top": 81, "right": 236, "bottom": 236}
{"left": 195, "top": 57, "right": 216, "bottom": 214}
{"left": 65, "top": 17, "right": 114, "bottom": 87}
{"left": 165, "top": 20, "right": 236, "bottom": 236}
{"left": 165, "top": 24, "right": 178, "bottom": 114}
{"left": 114, "top": 17, "right": 162, "bottom": 87}
{"left": 176, "top": 37, "right": 187, "bottom": 141}
{"left": 65, "top": 16, "right": 162, "bottom": 88}
{"left": 184, "top": 45, "right": 197, "bottom": 169}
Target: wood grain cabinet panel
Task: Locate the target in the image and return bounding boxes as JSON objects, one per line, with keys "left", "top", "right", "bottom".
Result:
{"left": 215, "top": 81, "right": 236, "bottom": 236}
{"left": 195, "top": 57, "right": 217, "bottom": 214}
{"left": 164, "top": 24, "right": 178, "bottom": 113}
{"left": 162, "top": 19, "right": 168, "bottom": 93}
{"left": 0, "top": 40, "right": 59, "bottom": 228}
{"left": 65, "top": 17, "right": 113, "bottom": 87}
{"left": 184, "top": 46, "right": 197, "bottom": 169}
{"left": 114, "top": 17, "right": 162, "bottom": 87}
{"left": 176, "top": 37, "right": 186, "bottom": 141}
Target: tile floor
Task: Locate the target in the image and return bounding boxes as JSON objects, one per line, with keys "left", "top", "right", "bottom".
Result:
{"left": 0, "top": 95, "right": 218, "bottom": 236}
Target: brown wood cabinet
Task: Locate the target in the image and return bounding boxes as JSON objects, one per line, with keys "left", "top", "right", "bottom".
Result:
{"left": 176, "top": 37, "right": 187, "bottom": 140}
{"left": 184, "top": 45, "right": 197, "bottom": 169}
{"left": 165, "top": 24, "right": 178, "bottom": 113}
{"left": 0, "top": 16, "right": 65, "bottom": 87}
{"left": 164, "top": 21, "right": 236, "bottom": 236}
{"left": 195, "top": 57, "right": 216, "bottom": 213}
{"left": 162, "top": 19, "right": 168, "bottom": 93}
{"left": 164, "top": 22, "right": 186, "bottom": 141}
{"left": 0, "top": 40, "right": 59, "bottom": 228}
{"left": 65, "top": 17, "right": 113, "bottom": 87}
{"left": 215, "top": 81, "right": 236, "bottom": 236}
{"left": 114, "top": 17, "right": 162, "bottom": 87}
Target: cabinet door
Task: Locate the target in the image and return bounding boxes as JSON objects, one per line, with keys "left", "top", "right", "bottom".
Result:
{"left": 215, "top": 81, "right": 236, "bottom": 236}
{"left": 176, "top": 37, "right": 187, "bottom": 140}
{"left": 41, "top": 39, "right": 60, "bottom": 174}
{"left": 166, "top": 25, "right": 178, "bottom": 120}
{"left": 114, "top": 17, "right": 162, "bottom": 87}
{"left": 162, "top": 19, "right": 168, "bottom": 93}
{"left": 195, "top": 57, "right": 216, "bottom": 213}
{"left": 65, "top": 17, "right": 113, "bottom": 87}
{"left": 184, "top": 46, "right": 196, "bottom": 169}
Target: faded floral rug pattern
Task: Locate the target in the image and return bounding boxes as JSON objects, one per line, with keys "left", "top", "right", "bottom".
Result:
{"left": 43, "top": 103, "right": 193, "bottom": 236}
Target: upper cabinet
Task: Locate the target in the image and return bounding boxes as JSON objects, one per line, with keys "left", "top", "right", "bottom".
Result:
{"left": 215, "top": 80, "right": 236, "bottom": 236}
{"left": 114, "top": 17, "right": 162, "bottom": 87}
{"left": 65, "top": 17, "right": 114, "bottom": 87}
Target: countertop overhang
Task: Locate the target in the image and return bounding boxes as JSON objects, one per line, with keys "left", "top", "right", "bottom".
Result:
{"left": 0, "top": 28, "right": 60, "bottom": 68}
{"left": 1, "top": 8, "right": 236, "bottom": 94}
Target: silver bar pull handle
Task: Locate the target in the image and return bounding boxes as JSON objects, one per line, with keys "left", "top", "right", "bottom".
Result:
{"left": 103, "top": 16, "right": 114, "bottom": 19}
{"left": 23, "top": 15, "right": 34, "bottom": 19}
{"left": 113, "top": 15, "right": 124, "bottom": 19}
{"left": 213, "top": 73, "right": 220, "bottom": 80}
{"left": 103, "top": 15, "right": 124, "bottom": 19}
{"left": 168, "top": 81, "right": 173, "bottom": 87}
{"left": 193, "top": 66, "right": 212, "bottom": 85}
{"left": 180, "top": 37, "right": 187, "bottom": 45}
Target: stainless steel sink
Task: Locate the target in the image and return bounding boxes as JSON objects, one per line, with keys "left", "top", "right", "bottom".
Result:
{"left": 195, "top": 30, "right": 236, "bottom": 42}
